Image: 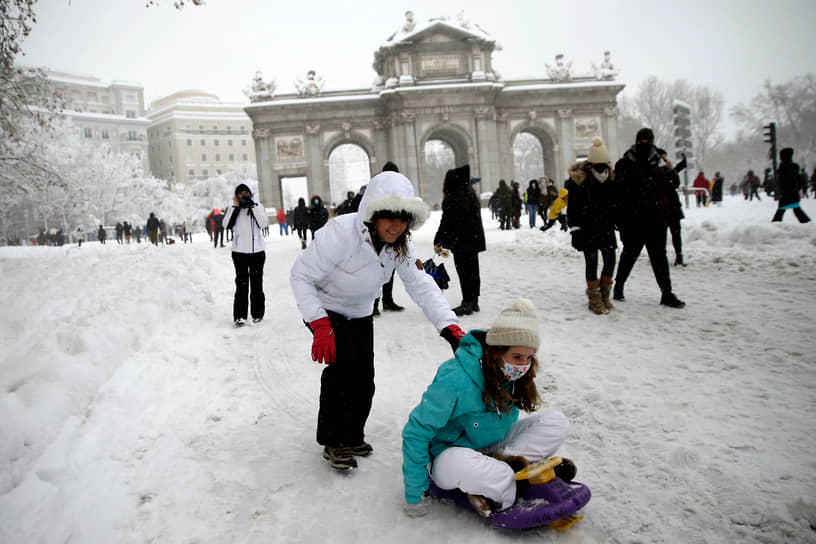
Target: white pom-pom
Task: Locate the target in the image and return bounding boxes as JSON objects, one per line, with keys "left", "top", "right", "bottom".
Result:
{"left": 511, "top": 298, "right": 536, "bottom": 313}
{"left": 592, "top": 138, "right": 603, "bottom": 148}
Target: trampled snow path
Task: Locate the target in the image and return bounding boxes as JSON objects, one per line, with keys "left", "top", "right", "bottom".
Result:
{"left": 1, "top": 196, "right": 815, "bottom": 543}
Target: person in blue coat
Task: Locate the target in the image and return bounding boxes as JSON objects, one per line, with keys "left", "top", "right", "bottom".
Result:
{"left": 401, "top": 298, "right": 572, "bottom": 517}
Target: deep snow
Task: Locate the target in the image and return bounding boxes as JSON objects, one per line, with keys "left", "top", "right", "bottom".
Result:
{"left": 1, "top": 196, "right": 815, "bottom": 543}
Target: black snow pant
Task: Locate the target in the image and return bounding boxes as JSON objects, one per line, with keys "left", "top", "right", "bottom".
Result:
{"left": 668, "top": 219, "right": 683, "bottom": 259}
{"left": 453, "top": 250, "right": 481, "bottom": 304}
{"left": 772, "top": 204, "right": 811, "bottom": 223}
{"left": 231, "top": 251, "right": 265, "bottom": 321}
{"left": 314, "top": 311, "right": 375, "bottom": 447}
{"left": 615, "top": 225, "right": 672, "bottom": 295}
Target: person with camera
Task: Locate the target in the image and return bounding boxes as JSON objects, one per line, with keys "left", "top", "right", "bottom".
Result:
{"left": 223, "top": 183, "right": 269, "bottom": 326}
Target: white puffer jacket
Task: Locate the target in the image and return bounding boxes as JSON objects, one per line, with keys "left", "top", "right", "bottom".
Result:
{"left": 290, "top": 171, "right": 457, "bottom": 331}
{"left": 223, "top": 185, "right": 268, "bottom": 254}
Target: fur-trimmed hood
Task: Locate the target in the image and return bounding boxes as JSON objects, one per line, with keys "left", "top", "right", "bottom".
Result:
{"left": 356, "top": 171, "right": 430, "bottom": 230}
{"left": 569, "top": 160, "right": 615, "bottom": 186}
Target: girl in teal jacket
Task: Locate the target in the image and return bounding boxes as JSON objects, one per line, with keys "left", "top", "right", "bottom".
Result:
{"left": 401, "top": 299, "right": 571, "bottom": 517}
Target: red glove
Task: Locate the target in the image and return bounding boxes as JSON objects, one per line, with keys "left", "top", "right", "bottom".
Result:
{"left": 440, "top": 324, "right": 466, "bottom": 353}
{"left": 310, "top": 317, "right": 336, "bottom": 364}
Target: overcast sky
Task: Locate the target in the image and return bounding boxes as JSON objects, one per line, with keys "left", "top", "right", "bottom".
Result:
{"left": 20, "top": 0, "right": 816, "bottom": 139}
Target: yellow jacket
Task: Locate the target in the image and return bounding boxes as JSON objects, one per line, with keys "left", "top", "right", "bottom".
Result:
{"left": 548, "top": 188, "right": 568, "bottom": 220}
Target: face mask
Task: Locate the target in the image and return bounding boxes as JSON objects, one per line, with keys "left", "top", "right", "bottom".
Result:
{"left": 501, "top": 358, "right": 531, "bottom": 382}
{"left": 592, "top": 169, "right": 609, "bottom": 183}
{"left": 635, "top": 142, "right": 653, "bottom": 161}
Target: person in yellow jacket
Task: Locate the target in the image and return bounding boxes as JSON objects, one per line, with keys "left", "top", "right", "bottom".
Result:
{"left": 539, "top": 188, "right": 568, "bottom": 232}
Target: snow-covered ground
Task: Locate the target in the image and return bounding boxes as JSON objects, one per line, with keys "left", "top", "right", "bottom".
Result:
{"left": 1, "top": 195, "right": 815, "bottom": 543}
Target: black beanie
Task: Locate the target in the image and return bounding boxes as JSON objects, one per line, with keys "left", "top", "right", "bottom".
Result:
{"left": 235, "top": 183, "right": 251, "bottom": 196}
{"left": 382, "top": 161, "right": 400, "bottom": 173}
{"left": 635, "top": 128, "right": 654, "bottom": 143}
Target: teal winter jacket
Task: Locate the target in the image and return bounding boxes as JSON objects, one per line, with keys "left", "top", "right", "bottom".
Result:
{"left": 401, "top": 330, "right": 520, "bottom": 503}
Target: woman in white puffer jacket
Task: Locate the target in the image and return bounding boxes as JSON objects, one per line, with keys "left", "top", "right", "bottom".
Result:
{"left": 223, "top": 183, "right": 268, "bottom": 325}
{"left": 290, "top": 169, "right": 465, "bottom": 471}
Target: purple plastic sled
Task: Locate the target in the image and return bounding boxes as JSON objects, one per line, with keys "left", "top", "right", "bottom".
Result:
{"left": 429, "top": 476, "right": 591, "bottom": 530}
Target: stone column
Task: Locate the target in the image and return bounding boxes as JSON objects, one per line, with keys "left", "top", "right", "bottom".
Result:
{"left": 603, "top": 105, "right": 621, "bottom": 161}
{"left": 401, "top": 112, "right": 421, "bottom": 197}
{"left": 557, "top": 108, "right": 574, "bottom": 187}
{"left": 252, "top": 128, "right": 278, "bottom": 210}
{"left": 373, "top": 119, "right": 389, "bottom": 171}
{"left": 474, "top": 106, "right": 499, "bottom": 190}
{"left": 305, "top": 124, "right": 326, "bottom": 199}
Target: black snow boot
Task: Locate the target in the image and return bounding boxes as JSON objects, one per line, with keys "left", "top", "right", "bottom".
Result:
{"left": 452, "top": 301, "right": 475, "bottom": 316}
{"left": 381, "top": 299, "right": 404, "bottom": 312}
{"left": 612, "top": 283, "right": 625, "bottom": 301}
{"left": 660, "top": 292, "right": 686, "bottom": 308}
{"left": 674, "top": 254, "right": 686, "bottom": 267}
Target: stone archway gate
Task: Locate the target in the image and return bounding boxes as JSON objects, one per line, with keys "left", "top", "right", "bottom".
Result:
{"left": 245, "top": 14, "right": 624, "bottom": 211}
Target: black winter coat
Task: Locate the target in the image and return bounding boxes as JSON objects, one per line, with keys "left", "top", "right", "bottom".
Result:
{"left": 434, "top": 166, "right": 486, "bottom": 253}
{"left": 614, "top": 145, "right": 672, "bottom": 229}
{"left": 565, "top": 163, "right": 617, "bottom": 251}
{"left": 293, "top": 203, "right": 310, "bottom": 229}
{"left": 308, "top": 196, "right": 329, "bottom": 231}
{"left": 776, "top": 161, "right": 802, "bottom": 206}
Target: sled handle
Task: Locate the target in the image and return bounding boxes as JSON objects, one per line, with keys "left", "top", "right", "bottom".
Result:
{"left": 515, "top": 456, "right": 562, "bottom": 483}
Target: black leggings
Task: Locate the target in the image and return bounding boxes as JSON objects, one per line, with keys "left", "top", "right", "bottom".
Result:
{"left": 583, "top": 247, "right": 616, "bottom": 281}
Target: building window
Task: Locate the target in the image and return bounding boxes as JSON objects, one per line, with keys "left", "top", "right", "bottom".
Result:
{"left": 240, "top": 125, "right": 246, "bottom": 133}
{"left": 199, "top": 125, "right": 204, "bottom": 133}
{"left": 187, "top": 153, "right": 193, "bottom": 161}
{"left": 241, "top": 139, "right": 247, "bottom": 146}
{"left": 201, "top": 153, "right": 207, "bottom": 161}
{"left": 84, "top": 128, "right": 92, "bottom": 138}
{"left": 188, "top": 169, "right": 195, "bottom": 177}
{"left": 242, "top": 153, "right": 248, "bottom": 161}
{"left": 215, "top": 153, "right": 220, "bottom": 161}
{"left": 187, "top": 139, "right": 192, "bottom": 146}
{"left": 128, "top": 130, "right": 137, "bottom": 141}
{"left": 202, "top": 168, "right": 208, "bottom": 177}
{"left": 228, "top": 139, "right": 233, "bottom": 146}
{"left": 200, "top": 139, "right": 205, "bottom": 146}
{"left": 214, "top": 139, "right": 219, "bottom": 146}
{"left": 126, "top": 110, "right": 136, "bottom": 119}
{"left": 213, "top": 125, "right": 218, "bottom": 133}
{"left": 229, "top": 153, "right": 234, "bottom": 161}
{"left": 101, "top": 129, "right": 110, "bottom": 140}
{"left": 226, "top": 126, "right": 232, "bottom": 134}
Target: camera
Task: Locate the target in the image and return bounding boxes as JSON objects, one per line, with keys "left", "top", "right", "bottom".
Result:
{"left": 239, "top": 194, "right": 255, "bottom": 208}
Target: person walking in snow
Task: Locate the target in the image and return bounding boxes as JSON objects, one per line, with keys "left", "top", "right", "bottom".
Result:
{"left": 293, "top": 197, "right": 310, "bottom": 249}
{"left": 612, "top": 128, "right": 684, "bottom": 308}
{"left": 565, "top": 138, "right": 618, "bottom": 314}
{"left": 307, "top": 195, "right": 329, "bottom": 239}
{"left": 402, "top": 298, "right": 573, "bottom": 518}
{"left": 710, "top": 172, "right": 724, "bottom": 206}
{"left": 290, "top": 170, "right": 465, "bottom": 471}
{"left": 211, "top": 208, "right": 225, "bottom": 248}
{"left": 659, "top": 149, "right": 687, "bottom": 267}
{"left": 494, "top": 180, "right": 513, "bottom": 230}
{"left": 539, "top": 188, "right": 568, "bottom": 232}
{"left": 223, "top": 183, "right": 269, "bottom": 326}
{"left": 277, "top": 208, "right": 288, "bottom": 236}
{"left": 772, "top": 147, "right": 811, "bottom": 223}
{"left": 524, "top": 179, "right": 541, "bottom": 228}
{"left": 692, "top": 171, "right": 709, "bottom": 207}
{"left": 434, "top": 164, "right": 486, "bottom": 317}
{"left": 115, "top": 221, "right": 124, "bottom": 244}
{"left": 97, "top": 225, "right": 106, "bottom": 245}
{"left": 146, "top": 213, "right": 160, "bottom": 246}
{"left": 123, "top": 221, "right": 132, "bottom": 244}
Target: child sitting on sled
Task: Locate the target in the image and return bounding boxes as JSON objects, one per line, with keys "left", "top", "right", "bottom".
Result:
{"left": 401, "top": 298, "right": 575, "bottom": 518}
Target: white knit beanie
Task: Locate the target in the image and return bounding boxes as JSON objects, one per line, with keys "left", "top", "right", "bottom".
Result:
{"left": 485, "top": 298, "right": 540, "bottom": 350}
{"left": 586, "top": 138, "right": 609, "bottom": 164}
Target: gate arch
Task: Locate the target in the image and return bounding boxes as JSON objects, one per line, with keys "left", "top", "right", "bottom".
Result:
{"left": 508, "top": 121, "right": 559, "bottom": 186}
{"left": 420, "top": 123, "right": 474, "bottom": 207}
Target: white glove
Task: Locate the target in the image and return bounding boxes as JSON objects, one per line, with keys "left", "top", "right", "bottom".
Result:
{"left": 404, "top": 497, "right": 429, "bottom": 518}
{"left": 434, "top": 244, "right": 450, "bottom": 258}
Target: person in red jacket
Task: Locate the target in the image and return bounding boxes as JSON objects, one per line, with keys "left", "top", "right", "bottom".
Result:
{"left": 692, "top": 172, "right": 710, "bottom": 207}
{"left": 277, "top": 208, "right": 288, "bottom": 236}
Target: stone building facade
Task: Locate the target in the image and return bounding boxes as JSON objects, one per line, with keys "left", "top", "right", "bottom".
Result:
{"left": 146, "top": 90, "right": 256, "bottom": 185}
{"left": 245, "top": 13, "right": 624, "bottom": 211}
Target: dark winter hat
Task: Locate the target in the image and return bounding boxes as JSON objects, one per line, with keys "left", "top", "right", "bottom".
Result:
{"left": 443, "top": 164, "right": 470, "bottom": 193}
{"left": 235, "top": 183, "right": 251, "bottom": 196}
{"left": 780, "top": 148, "right": 794, "bottom": 162}
{"left": 635, "top": 128, "right": 654, "bottom": 143}
{"left": 486, "top": 298, "right": 540, "bottom": 350}
{"left": 382, "top": 161, "right": 400, "bottom": 173}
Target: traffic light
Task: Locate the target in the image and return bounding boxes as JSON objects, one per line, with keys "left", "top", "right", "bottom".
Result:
{"left": 672, "top": 100, "right": 692, "bottom": 152}
{"left": 762, "top": 122, "right": 776, "bottom": 146}
{"left": 763, "top": 122, "right": 778, "bottom": 182}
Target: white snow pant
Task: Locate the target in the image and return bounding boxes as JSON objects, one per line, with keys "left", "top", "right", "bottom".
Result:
{"left": 430, "top": 410, "right": 570, "bottom": 510}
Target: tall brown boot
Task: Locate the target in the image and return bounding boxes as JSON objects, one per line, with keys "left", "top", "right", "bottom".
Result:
{"left": 599, "top": 275, "right": 614, "bottom": 310}
{"left": 586, "top": 280, "right": 606, "bottom": 314}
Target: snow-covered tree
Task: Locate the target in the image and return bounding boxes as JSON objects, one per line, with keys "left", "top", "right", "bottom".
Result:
{"left": 730, "top": 74, "right": 816, "bottom": 168}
